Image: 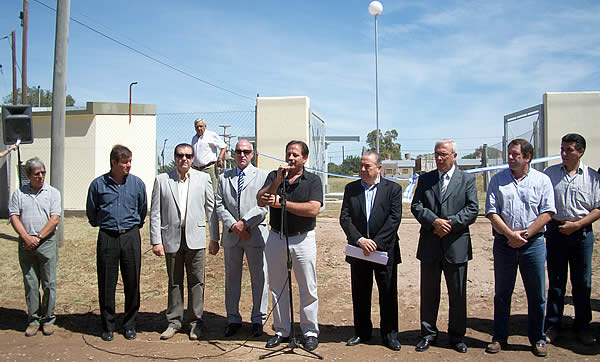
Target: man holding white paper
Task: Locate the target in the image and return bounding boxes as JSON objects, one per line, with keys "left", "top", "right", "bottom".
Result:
{"left": 340, "top": 152, "right": 403, "bottom": 351}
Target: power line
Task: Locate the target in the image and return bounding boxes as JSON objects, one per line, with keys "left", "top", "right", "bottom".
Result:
{"left": 32, "top": 0, "right": 255, "bottom": 102}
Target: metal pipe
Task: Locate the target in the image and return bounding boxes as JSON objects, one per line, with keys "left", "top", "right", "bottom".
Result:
{"left": 11, "top": 31, "right": 17, "bottom": 105}
{"left": 21, "top": 0, "right": 28, "bottom": 104}
{"left": 374, "top": 15, "right": 380, "bottom": 155}
{"left": 129, "top": 82, "right": 138, "bottom": 123}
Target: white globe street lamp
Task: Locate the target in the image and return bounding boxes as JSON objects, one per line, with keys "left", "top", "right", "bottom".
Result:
{"left": 368, "top": 1, "right": 383, "bottom": 155}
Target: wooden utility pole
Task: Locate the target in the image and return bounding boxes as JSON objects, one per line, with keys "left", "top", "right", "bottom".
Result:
{"left": 21, "top": 0, "right": 29, "bottom": 104}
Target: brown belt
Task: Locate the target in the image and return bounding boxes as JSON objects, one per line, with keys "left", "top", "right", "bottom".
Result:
{"left": 192, "top": 161, "right": 216, "bottom": 171}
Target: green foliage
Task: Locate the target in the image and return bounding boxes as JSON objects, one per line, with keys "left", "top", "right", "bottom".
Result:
{"left": 157, "top": 160, "right": 176, "bottom": 174}
{"left": 328, "top": 155, "right": 361, "bottom": 176}
{"left": 366, "top": 129, "right": 402, "bottom": 159}
{"left": 462, "top": 145, "right": 503, "bottom": 159}
{"left": 3, "top": 86, "right": 75, "bottom": 107}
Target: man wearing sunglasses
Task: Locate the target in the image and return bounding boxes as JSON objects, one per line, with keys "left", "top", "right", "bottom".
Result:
{"left": 212, "top": 139, "right": 269, "bottom": 338}
{"left": 191, "top": 118, "right": 227, "bottom": 193}
{"left": 150, "top": 143, "right": 219, "bottom": 341}
{"left": 9, "top": 157, "right": 61, "bottom": 337}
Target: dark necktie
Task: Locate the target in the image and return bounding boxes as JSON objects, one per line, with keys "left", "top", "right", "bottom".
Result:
{"left": 237, "top": 170, "right": 245, "bottom": 218}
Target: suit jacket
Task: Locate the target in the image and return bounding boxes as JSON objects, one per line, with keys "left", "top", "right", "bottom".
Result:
{"left": 410, "top": 168, "right": 478, "bottom": 264}
{"left": 215, "top": 164, "right": 269, "bottom": 248}
{"left": 150, "top": 168, "right": 217, "bottom": 253}
{"left": 340, "top": 177, "right": 402, "bottom": 265}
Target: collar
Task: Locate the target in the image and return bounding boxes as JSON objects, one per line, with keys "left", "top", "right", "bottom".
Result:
{"left": 237, "top": 166, "right": 247, "bottom": 176}
{"left": 25, "top": 183, "right": 47, "bottom": 194}
{"left": 177, "top": 170, "right": 190, "bottom": 182}
{"left": 361, "top": 176, "right": 381, "bottom": 190}
{"left": 561, "top": 161, "right": 584, "bottom": 175}
{"left": 438, "top": 165, "right": 456, "bottom": 180}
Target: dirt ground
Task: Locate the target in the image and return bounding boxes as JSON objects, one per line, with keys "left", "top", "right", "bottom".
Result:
{"left": 1, "top": 208, "right": 600, "bottom": 361}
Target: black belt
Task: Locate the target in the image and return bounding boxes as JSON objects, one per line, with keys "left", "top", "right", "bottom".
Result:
{"left": 192, "top": 161, "right": 216, "bottom": 171}
{"left": 100, "top": 226, "right": 136, "bottom": 236}
{"left": 493, "top": 230, "right": 544, "bottom": 240}
{"left": 547, "top": 220, "right": 592, "bottom": 233}
{"left": 271, "top": 228, "right": 306, "bottom": 237}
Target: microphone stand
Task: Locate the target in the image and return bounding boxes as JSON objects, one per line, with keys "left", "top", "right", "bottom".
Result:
{"left": 260, "top": 172, "right": 323, "bottom": 360}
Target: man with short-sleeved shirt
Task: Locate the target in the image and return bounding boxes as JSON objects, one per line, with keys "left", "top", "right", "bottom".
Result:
{"left": 257, "top": 140, "right": 323, "bottom": 352}
{"left": 485, "top": 139, "right": 555, "bottom": 357}
{"left": 191, "top": 118, "right": 227, "bottom": 193}
{"left": 9, "top": 157, "right": 61, "bottom": 337}
{"left": 544, "top": 133, "right": 600, "bottom": 346}
{"left": 86, "top": 145, "right": 147, "bottom": 342}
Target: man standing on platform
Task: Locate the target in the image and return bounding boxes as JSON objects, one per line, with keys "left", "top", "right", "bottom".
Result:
{"left": 257, "top": 140, "right": 323, "bottom": 351}
{"left": 150, "top": 143, "right": 218, "bottom": 341}
{"left": 191, "top": 118, "right": 227, "bottom": 193}
{"left": 485, "top": 139, "right": 555, "bottom": 357}
{"left": 86, "top": 145, "right": 147, "bottom": 342}
{"left": 411, "top": 140, "right": 478, "bottom": 353}
{"left": 340, "top": 151, "right": 403, "bottom": 351}
{"left": 212, "top": 139, "right": 269, "bottom": 338}
{"left": 9, "top": 157, "right": 61, "bottom": 337}
{"left": 544, "top": 133, "right": 600, "bottom": 345}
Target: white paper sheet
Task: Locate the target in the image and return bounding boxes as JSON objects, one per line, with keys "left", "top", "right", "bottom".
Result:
{"left": 344, "top": 244, "right": 389, "bottom": 265}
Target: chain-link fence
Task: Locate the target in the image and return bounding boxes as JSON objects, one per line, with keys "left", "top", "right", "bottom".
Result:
{"left": 156, "top": 110, "right": 255, "bottom": 172}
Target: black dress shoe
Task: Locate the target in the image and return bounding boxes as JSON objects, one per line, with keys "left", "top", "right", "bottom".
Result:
{"left": 101, "top": 331, "right": 114, "bottom": 341}
{"left": 224, "top": 323, "right": 242, "bottom": 337}
{"left": 265, "top": 334, "right": 289, "bottom": 348}
{"left": 251, "top": 323, "right": 263, "bottom": 337}
{"left": 415, "top": 338, "right": 436, "bottom": 352}
{"left": 452, "top": 342, "right": 467, "bottom": 353}
{"left": 124, "top": 329, "right": 136, "bottom": 340}
{"left": 384, "top": 336, "right": 402, "bottom": 351}
{"left": 346, "top": 336, "right": 362, "bottom": 346}
{"left": 304, "top": 336, "right": 319, "bottom": 351}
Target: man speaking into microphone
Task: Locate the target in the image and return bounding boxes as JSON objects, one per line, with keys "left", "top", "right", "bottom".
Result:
{"left": 257, "top": 140, "right": 323, "bottom": 351}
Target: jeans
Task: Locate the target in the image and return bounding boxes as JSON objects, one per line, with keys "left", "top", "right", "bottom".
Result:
{"left": 492, "top": 234, "right": 546, "bottom": 345}
{"left": 545, "top": 225, "right": 594, "bottom": 331}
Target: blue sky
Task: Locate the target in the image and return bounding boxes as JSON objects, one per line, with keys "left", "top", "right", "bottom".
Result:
{"left": 1, "top": 0, "right": 598, "bottom": 163}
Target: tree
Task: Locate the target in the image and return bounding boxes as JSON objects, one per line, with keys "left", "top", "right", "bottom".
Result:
{"left": 462, "top": 145, "right": 503, "bottom": 159}
{"left": 366, "top": 129, "right": 402, "bottom": 159}
{"left": 328, "top": 155, "right": 361, "bottom": 176}
{"left": 3, "top": 86, "right": 75, "bottom": 107}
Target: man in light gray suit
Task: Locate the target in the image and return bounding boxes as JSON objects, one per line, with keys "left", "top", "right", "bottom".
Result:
{"left": 150, "top": 143, "right": 219, "bottom": 341}
{"left": 211, "top": 139, "right": 269, "bottom": 338}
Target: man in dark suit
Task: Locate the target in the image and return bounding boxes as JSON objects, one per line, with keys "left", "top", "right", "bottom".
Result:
{"left": 411, "top": 140, "right": 478, "bottom": 353}
{"left": 340, "top": 151, "right": 403, "bottom": 351}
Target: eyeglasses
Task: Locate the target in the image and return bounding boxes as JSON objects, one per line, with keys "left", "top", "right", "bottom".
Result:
{"left": 33, "top": 171, "right": 47, "bottom": 176}
{"left": 434, "top": 152, "right": 452, "bottom": 159}
{"left": 235, "top": 149, "right": 253, "bottom": 155}
{"left": 175, "top": 153, "right": 194, "bottom": 159}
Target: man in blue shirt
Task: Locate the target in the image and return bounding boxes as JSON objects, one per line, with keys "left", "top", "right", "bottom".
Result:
{"left": 86, "top": 145, "right": 147, "bottom": 342}
{"left": 485, "top": 139, "right": 555, "bottom": 357}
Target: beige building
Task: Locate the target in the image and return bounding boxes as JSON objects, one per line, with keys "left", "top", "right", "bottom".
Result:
{"left": 544, "top": 92, "right": 600, "bottom": 169}
{"left": 0, "top": 102, "right": 156, "bottom": 214}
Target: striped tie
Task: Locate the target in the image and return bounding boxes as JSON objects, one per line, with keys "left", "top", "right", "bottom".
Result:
{"left": 440, "top": 173, "right": 447, "bottom": 196}
{"left": 237, "top": 170, "right": 245, "bottom": 218}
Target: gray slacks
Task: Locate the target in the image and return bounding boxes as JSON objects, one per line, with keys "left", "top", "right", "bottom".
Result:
{"left": 165, "top": 234, "right": 205, "bottom": 330}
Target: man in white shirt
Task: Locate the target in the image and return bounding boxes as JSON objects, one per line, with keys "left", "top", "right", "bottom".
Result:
{"left": 544, "top": 133, "right": 600, "bottom": 346}
{"left": 191, "top": 118, "right": 227, "bottom": 193}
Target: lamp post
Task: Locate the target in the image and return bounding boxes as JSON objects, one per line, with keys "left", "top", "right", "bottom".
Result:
{"left": 368, "top": 1, "right": 383, "bottom": 155}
